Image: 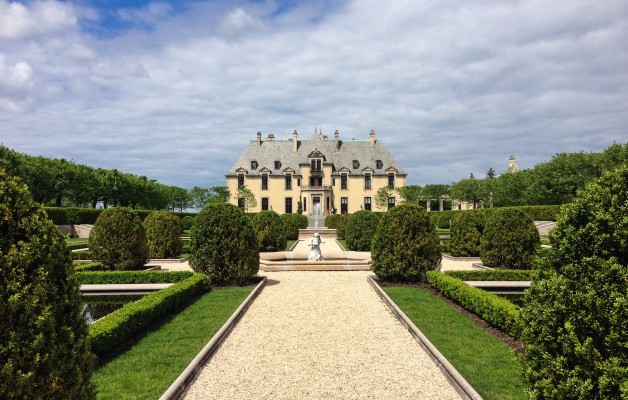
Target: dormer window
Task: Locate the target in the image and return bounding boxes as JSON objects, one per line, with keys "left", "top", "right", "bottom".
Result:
{"left": 238, "top": 173, "right": 245, "bottom": 188}
{"left": 311, "top": 159, "right": 322, "bottom": 172}
{"left": 274, "top": 161, "right": 281, "bottom": 170}
{"left": 341, "top": 172, "right": 348, "bottom": 189}
{"left": 251, "top": 160, "right": 258, "bottom": 170}
{"left": 262, "top": 173, "right": 269, "bottom": 190}
{"left": 388, "top": 172, "right": 395, "bottom": 188}
{"left": 376, "top": 160, "right": 383, "bottom": 169}
{"left": 352, "top": 160, "right": 360, "bottom": 169}
{"left": 364, "top": 173, "right": 372, "bottom": 189}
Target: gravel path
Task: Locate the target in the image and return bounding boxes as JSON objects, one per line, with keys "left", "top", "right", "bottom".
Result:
{"left": 183, "top": 271, "right": 461, "bottom": 399}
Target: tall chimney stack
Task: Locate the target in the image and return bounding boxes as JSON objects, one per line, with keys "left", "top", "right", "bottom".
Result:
{"left": 335, "top": 130, "right": 340, "bottom": 150}
{"left": 292, "top": 130, "right": 298, "bottom": 152}
{"left": 257, "top": 131, "right": 261, "bottom": 146}
{"left": 370, "top": 130, "right": 375, "bottom": 146}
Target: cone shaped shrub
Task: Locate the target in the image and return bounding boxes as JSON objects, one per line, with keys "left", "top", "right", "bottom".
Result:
{"left": 450, "top": 211, "right": 486, "bottom": 257}
{"left": 89, "top": 207, "right": 149, "bottom": 270}
{"left": 144, "top": 211, "right": 183, "bottom": 258}
{"left": 190, "top": 203, "right": 259, "bottom": 285}
{"left": 480, "top": 208, "right": 539, "bottom": 269}
{"left": 521, "top": 166, "right": 628, "bottom": 399}
{"left": 0, "top": 171, "right": 95, "bottom": 399}
{"left": 345, "top": 210, "right": 381, "bottom": 251}
{"left": 372, "top": 204, "right": 441, "bottom": 282}
{"left": 252, "top": 210, "right": 286, "bottom": 252}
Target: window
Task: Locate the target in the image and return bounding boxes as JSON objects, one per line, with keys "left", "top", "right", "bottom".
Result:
{"left": 326, "top": 197, "right": 330, "bottom": 212}
{"left": 364, "top": 173, "right": 372, "bottom": 189}
{"left": 285, "top": 174, "right": 292, "bottom": 190}
{"left": 297, "top": 178, "right": 301, "bottom": 187}
{"left": 364, "top": 197, "right": 372, "bottom": 211}
{"left": 310, "top": 177, "right": 322, "bottom": 187}
{"left": 237, "top": 174, "right": 245, "bottom": 188}
{"left": 262, "top": 173, "right": 268, "bottom": 190}
{"left": 332, "top": 178, "right": 336, "bottom": 186}
{"left": 274, "top": 160, "right": 281, "bottom": 170}
{"left": 237, "top": 197, "right": 245, "bottom": 210}
{"left": 285, "top": 197, "right": 292, "bottom": 214}
{"left": 376, "top": 160, "right": 383, "bottom": 169}
{"left": 261, "top": 197, "right": 269, "bottom": 211}
{"left": 341, "top": 197, "right": 348, "bottom": 214}
{"left": 388, "top": 196, "right": 396, "bottom": 210}
{"left": 310, "top": 159, "right": 322, "bottom": 172}
{"left": 352, "top": 160, "right": 360, "bottom": 169}
{"left": 251, "top": 160, "right": 258, "bottom": 170}
{"left": 388, "top": 173, "right": 395, "bottom": 188}
{"left": 341, "top": 173, "right": 348, "bottom": 189}
{"left": 303, "top": 197, "right": 307, "bottom": 212}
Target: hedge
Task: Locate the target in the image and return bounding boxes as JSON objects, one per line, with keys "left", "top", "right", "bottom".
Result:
{"left": 444, "top": 270, "right": 533, "bottom": 281}
{"left": 88, "top": 273, "right": 207, "bottom": 357}
{"left": 72, "top": 251, "right": 93, "bottom": 261}
{"left": 427, "top": 205, "right": 562, "bottom": 227}
{"left": 44, "top": 207, "right": 198, "bottom": 225}
{"left": 66, "top": 242, "right": 89, "bottom": 251}
{"left": 427, "top": 271, "right": 521, "bottom": 338}
{"left": 74, "top": 262, "right": 104, "bottom": 272}
{"left": 76, "top": 271, "right": 194, "bottom": 285}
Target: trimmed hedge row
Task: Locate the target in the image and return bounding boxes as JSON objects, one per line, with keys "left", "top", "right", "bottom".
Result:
{"left": 72, "top": 251, "right": 93, "bottom": 260}
{"left": 44, "top": 207, "right": 198, "bottom": 225}
{"left": 427, "top": 271, "right": 521, "bottom": 338}
{"left": 66, "top": 242, "right": 89, "bottom": 251}
{"left": 325, "top": 214, "right": 351, "bottom": 238}
{"left": 427, "top": 205, "right": 562, "bottom": 229}
{"left": 76, "top": 271, "right": 194, "bottom": 285}
{"left": 74, "top": 262, "right": 104, "bottom": 272}
{"left": 444, "top": 270, "right": 533, "bottom": 281}
{"left": 88, "top": 273, "right": 207, "bottom": 357}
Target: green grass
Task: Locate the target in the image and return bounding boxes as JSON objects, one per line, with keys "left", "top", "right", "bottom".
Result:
{"left": 436, "top": 228, "right": 450, "bottom": 235}
{"left": 384, "top": 287, "right": 525, "bottom": 400}
{"left": 93, "top": 286, "right": 254, "bottom": 400}
{"left": 337, "top": 239, "right": 347, "bottom": 250}
{"left": 285, "top": 240, "right": 296, "bottom": 250}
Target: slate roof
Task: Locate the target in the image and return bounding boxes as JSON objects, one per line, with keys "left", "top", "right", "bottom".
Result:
{"left": 227, "top": 133, "right": 406, "bottom": 177}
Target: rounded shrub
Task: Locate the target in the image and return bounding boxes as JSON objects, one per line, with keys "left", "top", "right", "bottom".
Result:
{"left": 181, "top": 215, "right": 195, "bottom": 231}
{"left": 89, "top": 207, "right": 149, "bottom": 270}
{"left": 281, "top": 213, "right": 308, "bottom": 240}
{"left": 480, "top": 208, "right": 539, "bottom": 269}
{"left": 520, "top": 166, "right": 628, "bottom": 399}
{"left": 251, "top": 210, "right": 287, "bottom": 252}
{"left": 450, "top": 211, "right": 485, "bottom": 257}
{"left": 190, "top": 203, "right": 259, "bottom": 285}
{"left": 345, "top": 211, "right": 381, "bottom": 251}
{"left": 372, "top": 204, "right": 441, "bottom": 282}
{"left": 0, "top": 171, "right": 95, "bottom": 399}
{"left": 143, "top": 211, "right": 183, "bottom": 258}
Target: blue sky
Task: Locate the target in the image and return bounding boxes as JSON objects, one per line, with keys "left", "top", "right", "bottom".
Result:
{"left": 1, "top": 0, "right": 627, "bottom": 189}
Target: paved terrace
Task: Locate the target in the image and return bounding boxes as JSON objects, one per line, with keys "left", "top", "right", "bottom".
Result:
{"left": 183, "top": 271, "right": 461, "bottom": 399}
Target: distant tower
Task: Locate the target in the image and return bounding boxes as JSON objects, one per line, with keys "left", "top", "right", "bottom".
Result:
{"left": 505, "top": 155, "right": 521, "bottom": 174}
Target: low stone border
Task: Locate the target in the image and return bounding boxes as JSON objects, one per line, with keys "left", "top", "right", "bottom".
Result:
{"left": 442, "top": 254, "right": 482, "bottom": 262}
{"left": 159, "top": 276, "right": 268, "bottom": 400}
{"left": 367, "top": 276, "right": 483, "bottom": 400}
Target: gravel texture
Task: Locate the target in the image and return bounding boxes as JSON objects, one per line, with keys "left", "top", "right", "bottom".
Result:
{"left": 183, "top": 271, "right": 461, "bottom": 399}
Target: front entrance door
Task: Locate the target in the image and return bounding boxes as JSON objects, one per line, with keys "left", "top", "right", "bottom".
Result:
{"left": 312, "top": 196, "right": 321, "bottom": 215}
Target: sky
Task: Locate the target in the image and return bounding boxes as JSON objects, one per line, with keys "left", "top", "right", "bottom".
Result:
{"left": 0, "top": 0, "right": 627, "bottom": 189}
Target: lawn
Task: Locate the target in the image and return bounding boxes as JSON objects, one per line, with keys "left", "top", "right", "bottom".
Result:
{"left": 384, "top": 287, "right": 526, "bottom": 400}
{"left": 285, "top": 240, "right": 296, "bottom": 250}
{"left": 93, "top": 286, "right": 254, "bottom": 400}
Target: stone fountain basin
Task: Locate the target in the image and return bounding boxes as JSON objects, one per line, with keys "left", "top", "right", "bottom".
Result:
{"left": 259, "top": 250, "right": 372, "bottom": 272}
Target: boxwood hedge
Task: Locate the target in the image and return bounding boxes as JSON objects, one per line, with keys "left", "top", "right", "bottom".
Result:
{"left": 444, "top": 270, "right": 533, "bottom": 281}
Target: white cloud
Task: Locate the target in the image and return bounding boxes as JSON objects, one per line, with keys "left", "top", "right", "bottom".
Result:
{"left": 0, "top": 56, "right": 34, "bottom": 112}
{"left": 0, "top": 0, "right": 77, "bottom": 39}
{"left": 0, "top": 0, "right": 627, "bottom": 188}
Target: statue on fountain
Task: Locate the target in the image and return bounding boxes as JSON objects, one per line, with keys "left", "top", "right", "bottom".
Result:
{"left": 307, "top": 232, "right": 325, "bottom": 261}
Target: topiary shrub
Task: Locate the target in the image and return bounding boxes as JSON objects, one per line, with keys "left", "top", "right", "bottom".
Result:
{"left": 281, "top": 213, "right": 307, "bottom": 240}
{"left": 89, "top": 207, "right": 149, "bottom": 270}
{"left": 0, "top": 171, "right": 95, "bottom": 399}
{"left": 372, "top": 204, "right": 441, "bottom": 282}
{"left": 251, "top": 210, "right": 287, "bottom": 252}
{"left": 520, "top": 166, "right": 628, "bottom": 399}
{"left": 345, "top": 210, "right": 381, "bottom": 251}
{"left": 190, "top": 203, "right": 259, "bottom": 285}
{"left": 143, "top": 211, "right": 183, "bottom": 259}
{"left": 450, "top": 211, "right": 486, "bottom": 257}
{"left": 480, "top": 208, "right": 539, "bottom": 269}
{"left": 334, "top": 213, "right": 351, "bottom": 239}
{"left": 181, "top": 215, "right": 195, "bottom": 231}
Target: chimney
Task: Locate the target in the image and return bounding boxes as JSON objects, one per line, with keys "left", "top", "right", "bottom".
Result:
{"left": 257, "top": 131, "right": 261, "bottom": 146}
{"left": 335, "top": 130, "right": 340, "bottom": 150}
{"left": 370, "top": 130, "right": 375, "bottom": 146}
{"left": 292, "top": 130, "right": 298, "bottom": 152}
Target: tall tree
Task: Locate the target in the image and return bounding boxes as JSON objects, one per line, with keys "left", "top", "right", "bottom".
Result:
{"left": 208, "top": 186, "right": 231, "bottom": 204}
{"left": 451, "top": 178, "right": 488, "bottom": 209}
{"left": 236, "top": 185, "right": 257, "bottom": 212}
{"left": 375, "top": 186, "right": 394, "bottom": 210}
{"left": 395, "top": 185, "right": 422, "bottom": 204}
{"left": 190, "top": 186, "right": 210, "bottom": 210}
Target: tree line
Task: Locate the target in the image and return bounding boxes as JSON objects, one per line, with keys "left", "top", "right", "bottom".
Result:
{"left": 390, "top": 143, "right": 627, "bottom": 209}
{"left": 0, "top": 145, "right": 229, "bottom": 211}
